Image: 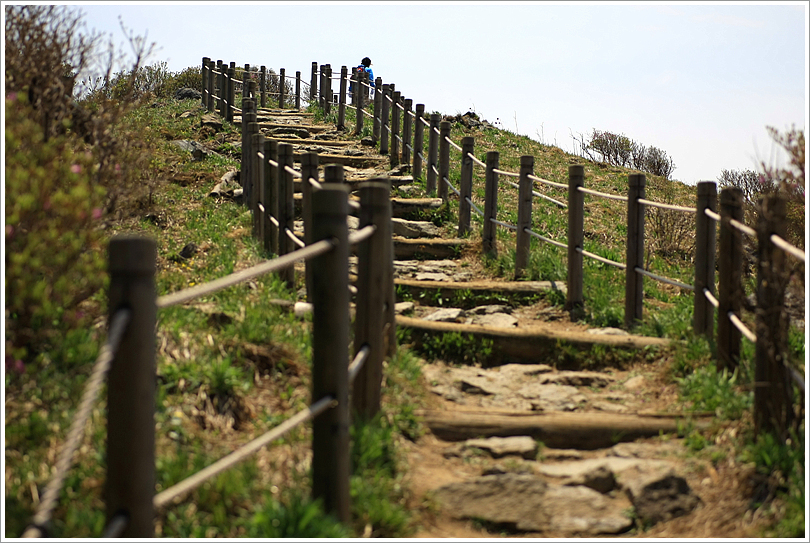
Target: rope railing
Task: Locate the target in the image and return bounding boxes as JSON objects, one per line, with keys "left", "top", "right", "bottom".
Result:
{"left": 505, "top": 179, "right": 567, "bottom": 208}
{"left": 634, "top": 266, "right": 695, "bottom": 291}
{"left": 728, "top": 311, "right": 757, "bottom": 343}
{"left": 445, "top": 136, "right": 463, "bottom": 152}
{"left": 465, "top": 196, "right": 485, "bottom": 217}
{"left": 347, "top": 345, "right": 370, "bottom": 384}
{"left": 770, "top": 234, "right": 805, "bottom": 262}
{"left": 467, "top": 152, "right": 486, "bottom": 168}
{"left": 703, "top": 288, "right": 719, "bottom": 308}
{"left": 577, "top": 186, "right": 629, "bottom": 202}
{"left": 492, "top": 168, "right": 520, "bottom": 178}
{"left": 636, "top": 198, "right": 696, "bottom": 213}
{"left": 730, "top": 217, "right": 757, "bottom": 238}
{"left": 348, "top": 224, "right": 377, "bottom": 245}
{"left": 22, "top": 309, "right": 131, "bottom": 538}
{"left": 285, "top": 164, "right": 302, "bottom": 178}
{"left": 443, "top": 176, "right": 461, "bottom": 197}
{"left": 286, "top": 227, "right": 306, "bottom": 248}
{"left": 528, "top": 173, "right": 568, "bottom": 190}
{"left": 156, "top": 239, "right": 334, "bottom": 308}
{"left": 576, "top": 247, "right": 627, "bottom": 269}
{"left": 101, "top": 514, "right": 128, "bottom": 539}
{"left": 153, "top": 395, "right": 336, "bottom": 510}
{"left": 525, "top": 227, "right": 568, "bottom": 250}
{"left": 490, "top": 217, "right": 518, "bottom": 231}
{"left": 704, "top": 207, "right": 721, "bottom": 221}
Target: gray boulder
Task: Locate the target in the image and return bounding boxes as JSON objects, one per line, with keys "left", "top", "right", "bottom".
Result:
{"left": 175, "top": 87, "right": 202, "bottom": 100}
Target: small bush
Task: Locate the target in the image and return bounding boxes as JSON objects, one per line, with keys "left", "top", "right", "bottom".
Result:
{"left": 582, "top": 129, "right": 676, "bottom": 179}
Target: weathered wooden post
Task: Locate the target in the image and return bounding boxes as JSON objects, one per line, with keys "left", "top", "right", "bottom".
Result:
{"left": 514, "top": 155, "right": 534, "bottom": 279}
{"left": 483, "top": 151, "right": 500, "bottom": 257}
{"left": 379, "top": 84, "right": 390, "bottom": 156}
{"left": 310, "top": 61, "right": 318, "bottom": 103}
{"left": 226, "top": 64, "right": 236, "bottom": 123}
{"left": 241, "top": 100, "right": 256, "bottom": 205}
{"left": 310, "top": 184, "right": 351, "bottom": 524}
{"left": 337, "top": 66, "right": 347, "bottom": 130}
{"left": 319, "top": 64, "right": 326, "bottom": 109}
{"left": 324, "top": 64, "right": 332, "bottom": 115}
{"left": 567, "top": 165, "right": 585, "bottom": 317}
{"left": 625, "top": 173, "right": 646, "bottom": 328}
{"left": 438, "top": 120, "right": 451, "bottom": 202}
{"left": 207, "top": 60, "right": 216, "bottom": 112}
{"left": 412, "top": 104, "right": 425, "bottom": 180}
{"left": 401, "top": 98, "right": 413, "bottom": 166}
{"left": 279, "top": 68, "right": 286, "bottom": 109}
{"left": 264, "top": 139, "right": 279, "bottom": 256}
{"left": 251, "top": 128, "right": 263, "bottom": 238}
{"left": 694, "top": 181, "right": 717, "bottom": 337}
{"left": 242, "top": 64, "right": 250, "bottom": 102}
{"left": 755, "top": 193, "right": 794, "bottom": 439}
{"left": 717, "top": 187, "right": 744, "bottom": 371}
{"left": 354, "top": 71, "right": 365, "bottom": 137}
{"left": 390, "top": 91, "right": 401, "bottom": 168}
{"left": 216, "top": 60, "right": 225, "bottom": 116}
{"left": 301, "top": 152, "right": 319, "bottom": 303}
{"left": 260, "top": 65, "right": 267, "bottom": 108}
{"left": 277, "top": 143, "right": 296, "bottom": 289}
{"left": 105, "top": 236, "right": 156, "bottom": 537}
{"left": 201, "top": 57, "right": 209, "bottom": 107}
{"left": 372, "top": 77, "right": 382, "bottom": 144}
{"left": 295, "top": 70, "right": 301, "bottom": 110}
{"left": 458, "top": 136, "right": 474, "bottom": 237}
{"left": 427, "top": 113, "right": 441, "bottom": 195}
{"left": 353, "top": 180, "right": 392, "bottom": 418}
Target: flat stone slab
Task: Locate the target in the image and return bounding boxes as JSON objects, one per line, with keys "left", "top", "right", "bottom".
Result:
{"left": 467, "top": 313, "right": 518, "bottom": 328}
{"left": 433, "top": 473, "right": 633, "bottom": 535}
{"left": 463, "top": 436, "right": 539, "bottom": 459}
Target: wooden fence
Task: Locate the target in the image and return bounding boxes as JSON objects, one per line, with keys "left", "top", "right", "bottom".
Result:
{"left": 22, "top": 56, "right": 805, "bottom": 538}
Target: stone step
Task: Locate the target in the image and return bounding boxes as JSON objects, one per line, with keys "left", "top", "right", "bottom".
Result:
{"left": 395, "top": 279, "right": 566, "bottom": 308}
{"left": 391, "top": 197, "right": 443, "bottom": 219}
{"left": 396, "top": 315, "right": 670, "bottom": 367}
{"left": 393, "top": 238, "right": 473, "bottom": 260}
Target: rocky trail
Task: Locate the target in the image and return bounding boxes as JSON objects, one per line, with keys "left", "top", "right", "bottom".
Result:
{"left": 197, "top": 105, "right": 769, "bottom": 538}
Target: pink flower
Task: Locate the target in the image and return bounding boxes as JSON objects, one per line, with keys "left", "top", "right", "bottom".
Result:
{"left": 5, "top": 225, "right": 12, "bottom": 238}
{"left": 71, "top": 164, "right": 82, "bottom": 174}
{"left": 5, "top": 355, "right": 24, "bottom": 375}
{"left": 6, "top": 92, "right": 17, "bottom": 102}
{"left": 92, "top": 208, "right": 103, "bottom": 220}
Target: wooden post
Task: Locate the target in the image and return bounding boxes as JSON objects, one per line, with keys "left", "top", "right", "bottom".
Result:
{"left": 241, "top": 101, "right": 256, "bottom": 205}
{"left": 401, "top": 98, "right": 413, "bottom": 166}
{"left": 390, "top": 91, "right": 401, "bottom": 168}
{"left": 324, "top": 64, "right": 332, "bottom": 115}
{"left": 310, "top": 184, "right": 351, "bottom": 524}
{"left": 216, "top": 60, "right": 225, "bottom": 116}
{"left": 227, "top": 65, "right": 236, "bottom": 123}
{"left": 279, "top": 68, "right": 286, "bottom": 109}
{"left": 353, "top": 181, "right": 392, "bottom": 418}
{"left": 755, "top": 193, "right": 793, "bottom": 439}
{"left": 310, "top": 61, "right": 318, "bottom": 103}
{"left": 207, "top": 60, "right": 216, "bottom": 112}
{"left": 337, "top": 66, "right": 347, "bottom": 130}
{"left": 354, "top": 71, "right": 365, "bottom": 137}
{"left": 567, "top": 165, "right": 585, "bottom": 317}
{"left": 277, "top": 143, "right": 296, "bottom": 289}
{"left": 483, "top": 151, "right": 499, "bottom": 257}
{"left": 412, "top": 104, "right": 425, "bottom": 180}
{"left": 458, "top": 136, "right": 474, "bottom": 237}
{"left": 264, "top": 139, "right": 279, "bottom": 256}
{"left": 319, "top": 64, "right": 325, "bottom": 109}
{"left": 717, "top": 187, "right": 744, "bottom": 372}
{"left": 301, "top": 152, "right": 319, "bottom": 303}
{"left": 243, "top": 64, "right": 250, "bottom": 102}
{"left": 372, "top": 77, "right": 382, "bottom": 144}
{"left": 251, "top": 129, "right": 263, "bottom": 238}
{"left": 438, "top": 120, "right": 451, "bottom": 202}
{"left": 105, "top": 236, "right": 156, "bottom": 537}
{"left": 514, "top": 155, "right": 534, "bottom": 279}
{"left": 260, "top": 66, "right": 266, "bottom": 108}
{"left": 295, "top": 71, "right": 301, "bottom": 110}
{"left": 625, "top": 174, "right": 646, "bottom": 328}
{"left": 379, "top": 84, "right": 390, "bottom": 155}
{"left": 694, "top": 181, "right": 717, "bottom": 337}
{"left": 427, "top": 113, "right": 441, "bottom": 195}
{"left": 201, "top": 57, "right": 209, "bottom": 107}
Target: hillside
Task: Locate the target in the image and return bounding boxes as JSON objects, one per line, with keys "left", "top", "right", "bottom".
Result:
{"left": 4, "top": 81, "right": 805, "bottom": 538}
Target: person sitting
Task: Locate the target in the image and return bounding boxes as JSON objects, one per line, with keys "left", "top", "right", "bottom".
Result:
{"left": 350, "top": 57, "right": 374, "bottom": 102}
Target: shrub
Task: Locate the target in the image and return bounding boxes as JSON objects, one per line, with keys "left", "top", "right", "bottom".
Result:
{"left": 582, "top": 129, "right": 677, "bottom": 179}
{"left": 5, "top": 93, "right": 106, "bottom": 365}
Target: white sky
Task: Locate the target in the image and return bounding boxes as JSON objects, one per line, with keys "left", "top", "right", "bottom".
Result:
{"left": 68, "top": 1, "right": 807, "bottom": 186}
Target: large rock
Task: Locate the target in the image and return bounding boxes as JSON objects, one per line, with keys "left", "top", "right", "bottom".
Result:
{"left": 434, "top": 473, "right": 632, "bottom": 535}
{"left": 468, "top": 313, "right": 518, "bottom": 328}
{"left": 175, "top": 87, "right": 201, "bottom": 100}
{"left": 620, "top": 465, "right": 702, "bottom": 524}
{"left": 201, "top": 113, "right": 223, "bottom": 132}
{"left": 423, "top": 308, "right": 465, "bottom": 323}
{"left": 392, "top": 218, "right": 442, "bottom": 238}
{"left": 463, "top": 436, "right": 538, "bottom": 459}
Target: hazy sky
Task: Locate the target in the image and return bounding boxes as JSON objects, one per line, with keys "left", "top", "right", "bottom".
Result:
{"left": 71, "top": 1, "right": 807, "bottom": 186}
